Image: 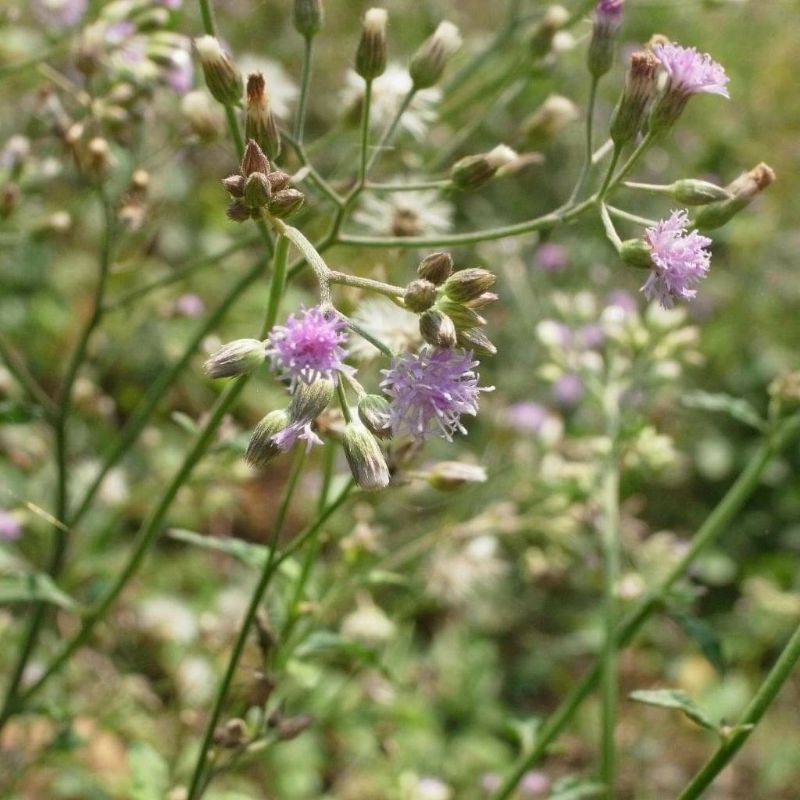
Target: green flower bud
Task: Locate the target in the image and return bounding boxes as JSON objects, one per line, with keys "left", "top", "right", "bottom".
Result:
{"left": 289, "top": 379, "right": 334, "bottom": 423}
{"left": 244, "top": 172, "right": 272, "bottom": 208}
{"left": 450, "top": 145, "right": 517, "bottom": 191}
{"left": 417, "top": 251, "right": 453, "bottom": 285}
{"left": 419, "top": 309, "right": 457, "bottom": 348}
{"left": 204, "top": 339, "right": 265, "bottom": 378}
{"left": 619, "top": 238, "right": 653, "bottom": 269}
{"left": 357, "top": 394, "right": 392, "bottom": 439}
{"left": 268, "top": 188, "right": 305, "bottom": 218}
{"left": 426, "top": 461, "right": 487, "bottom": 491}
{"left": 455, "top": 327, "right": 497, "bottom": 357}
{"left": 437, "top": 297, "right": 486, "bottom": 330}
{"left": 409, "top": 21, "right": 462, "bottom": 89}
{"left": 443, "top": 268, "right": 496, "bottom": 303}
{"left": 403, "top": 279, "right": 437, "bottom": 312}
{"left": 694, "top": 163, "right": 775, "bottom": 231}
{"left": 293, "top": 0, "right": 323, "bottom": 38}
{"left": 355, "top": 8, "right": 388, "bottom": 80}
{"left": 246, "top": 409, "right": 291, "bottom": 467}
{"left": 669, "top": 179, "right": 731, "bottom": 206}
{"left": 342, "top": 420, "right": 390, "bottom": 490}
{"left": 194, "top": 35, "right": 243, "bottom": 107}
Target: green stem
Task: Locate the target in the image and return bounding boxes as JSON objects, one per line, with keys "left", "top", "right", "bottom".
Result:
{"left": 623, "top": 180, "right": 673, "bottom": 195}
{"left": 597, "top": 144, "right": 622, "bottom": 201}
{"left": 568, "top": 77, "right": 599, "bottom": 204}
{"left": 223, "top": 105, "right": 245, "bottom": 160}
{"left": 339, "top": 315, "right": 395, "bottom": 358}
{"left": 359, "top": 79, "right": 373, "bottom": 186}
{"left": 606, "top": 205, "right": 658, "bottom": 227}
{"left": 0, "top": 334, "right": 56, "bottom": 419}
{"left": 186, "top": 446, "right": 307, "bottom": 800}
{"left": 274, "top": 221, "right": 332, "bottom": 305}
{"left": 609, "top": 131, "right": 656, "bottom": 190}
{"left": 336, "top": 380, "right": 352, "bottom": 423}
{"left": 677, "top": 620, "right": 800, "bottom": 800}
{"left": 490, "top": 415, "right": 800, "bottom": 800}
{"left": 599, "top": 203, "right": 623, "bottom": 250}
{"left": 327, "top": 270, "right": 405, "bottom": 298}
{"left": 365, "top": 89, "right": 415, "bottom": 174}
{"left": 294, "top": 37, "right": 315, "bottom": 143}
{"left": 365, "top": 179, "right": 451, "bottom": 193}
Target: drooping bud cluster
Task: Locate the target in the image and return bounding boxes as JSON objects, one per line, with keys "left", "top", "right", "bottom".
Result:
{"left": 409, "top": 21, "right": 462, "bottom": 90}
{"left": 450, "top": 145, "right": 519, "bottom": 191}
{"left": 588, "top": 0, "right": 624, "bottom": 79}
{"left": 355, "top": 8, "right": 389, "bottom": 81}
{"left": 609, "top": 51, "right": 659, "bottom": 146}
{"left": 223, "top": 140, "right": 303, "bottom": 222}
{"left": 245, "top": 73, "right": 281, "bottom": 159}
{"left": 195, "top": 35, "right": 242, "bottom": 107}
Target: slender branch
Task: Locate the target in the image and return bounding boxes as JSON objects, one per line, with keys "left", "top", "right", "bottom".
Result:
{"left": 623, "top": 180, "right": 673, "bottom": 195}
{"left": 606, "top": 205, "right": 658, "bottom": 227}
{"left": 599, "top": 202, "right": 623, "bottom": 250}
{"left": 327, "top": 270, "right": 405, "bottom": 298}
{"left": 336, "top": 379, "right": 352, "bottom": 423}
{"left": 568, "top": 77, "right": 599, "bottom": 204}
{"left": 365, "top": 179, "right": 451, "bottom": 193}
{"left": 609, "top": 131, "right": 657, "bottom": 190}
{"left": 597, "top": 144, "right": 623, "bottom": 201}
{"left": 365, "top": 88, "right": 415, "bottom": 174}
{"left": 294, "top": 36, "right": 315, "bottom": 143}
{"left": 359, "top": 80, "right": 373, "bottom": 186}
{"left": 186, "top": 446, "right": 307, "bottom": 799}
{"left": 677, "top": 620, "right": 800, "bottom": 800}
{"left": 339, "top": 315, "right": 395, "bottom": 358}
{"left": 491, "top": 414, "right": 800, "bottom": 800}
{"left": 0, "top": 333, "right": 56, "bottom": 419}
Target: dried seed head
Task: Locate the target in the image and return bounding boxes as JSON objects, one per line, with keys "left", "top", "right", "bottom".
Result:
{"left": 342, "top": 420, "right": 390, "bottom": 490}
{"left": 194, "top": 35, "right": 242, "bottom": 107}
{"left": 409, "top": 21, "right": 462, "bottom": 89}
{"left": 356, "top": 8, "right": 389, "bottom": 80}
{"left": 268, "top": 188, "right": 305, "bottom": 218}
{"left": 240, "top": 138, "right": 270, "bottom": 177}
{"left": 403, "top": 279, "right": 437, "bottom": 312}
{"left": 417, "top": 252, "right": 453, "bottom": 285}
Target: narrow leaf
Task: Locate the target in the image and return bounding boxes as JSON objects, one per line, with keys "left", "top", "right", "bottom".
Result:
{"left": 671, "top": 608, "right": 726, "bottom": 675}
{"left": 629, "top": 688, "right": 717, "bottom": 731}
{"left": 0, "top": 573, "right": 77, "bottom": 610}
{"left": 681, "top": 391, "right": 765, "bottom": 431}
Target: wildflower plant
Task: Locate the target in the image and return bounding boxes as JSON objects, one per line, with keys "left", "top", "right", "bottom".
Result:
{"left": 0, "top": 1, "right": 799, "bottom": 799}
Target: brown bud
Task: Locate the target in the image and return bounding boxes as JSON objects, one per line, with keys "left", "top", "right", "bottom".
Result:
{"left": 419, "top": 309, "right": 457, "bottom": 348}
{"left": 443, "top": 268, "right": 496, "bottom": 302}
{"left": 456, "top": 327, "right": 497, "bottom": 357}
{"left": 417, "top": 251, "right": 453, "bottom": 285}
{"left": 240, "top": 138, "right": 270, "bottom": 177}
{"left": 268, "top": 188, "right": 305, "bottom": 218}
{"left": 222, "top": 174, "right": 246, "bottom": 197}
{"left": 267, "top": 170, "right": 292, "bottom": 192}
{"left": 274, "top": 713, "right": 315, "bottom": 741}
{"left": 213, "top": 719, "right": 248, "bottom": 749}
{"left": 403, "top": 279, "right": 437, "bottom": 312}
{"left": 226, "top": 200, "right": 253, "bottom": 223}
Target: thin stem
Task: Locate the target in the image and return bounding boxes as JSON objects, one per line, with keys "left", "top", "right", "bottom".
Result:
{"left": 365, "top": 89, "right": 415, "bottom": 174}
{"left": 186, "top": 446, "right": 307, "bottom": 800}
{"left": 359, "top": 80, "right": 373, "bottom": 187}
{"left": 294, "top": 36, "right": 315, "bottom": 143}
{"left": 336, "top": 380, "right": 352, "bottom": 423}
{"left": 223, "top": 105, "right": 245, "bottom": 160}
{"left": 274, "top": 221, "right": 332, "bottom": 305}
{"left": 610, "top": 131, "right": 656, "bottom": 190}
{"left": 592, "top": 139, "right": 614, "bottom": 165}
{"left": 103, "top": 235, "right": 260, "bottom": 313}
{"left": 327, "top": 270, "right": 405, "bottom": 298}
{"left": 197, "top": 0, "right": 215, "bottom": 34}
{"left": 677, "top": 620, "right": 800, "bottom": 800}
{"left": 599, "top": 203, "right": 623, "bottom": 250}
{"left": 339, "top": 315, "right": 395, "bottom": 358}
{"left": 597, "top": 144, "right": 622, "bottom": 201}
{"left": 280, "top": 129, "right": 344, "bottom": 207}
{"left": 568, "top": 77, "right": 599, "bottom": 204}
{"left": 0, "top": 334, "right": 56, "bottom": 419}
{"left": 600, "top": 386, "right": 621, "bottom": 796}
{"left": 606, "top": 205, "right": 658, "bottom": 227}
{"left": 490, "top": 415, "right": 800, "bottom": 800}
{"left": 623, "top": 180, "right": 673, "bottom": 195}
{"left": 365, "top": 179, "right": 451, "bottom": 193}
{"left": 0, "top": 188, "right": 114, "bottom": 722}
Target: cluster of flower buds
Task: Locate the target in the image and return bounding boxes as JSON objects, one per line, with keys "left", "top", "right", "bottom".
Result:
{"left": 450, "top": 145, "right": 520, "bottom": 191}
{"left": 223, "top": 140, "right": 304, "bottom": 223}
{"left": 403, "top": 252, "right": 498, "bottom": 356}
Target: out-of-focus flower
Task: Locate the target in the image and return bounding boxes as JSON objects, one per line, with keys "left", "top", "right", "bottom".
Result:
{"left": 33, "top": 0, "right": 87, "bottom": 27}
{"left": 381, "top": 347, "right": 488, "bottom": 441}
{"left": 353, "top": 187, "right": 453, "bottom": 237}
{"left": 342, "top": 64, "right": 441, "bottom": 139}
{"left": 0, "top": 509, "right": 22, "bottom": 542}
{"left": 426, "top": 535, "right": 506, "bottom": 606}
{"left": 533, "top": 242, "right": 568, "bottom": 273}
{"left": 137, "top": 596, "right": 198, "bottom": 643}
{"left": 341, "top": 594, "right": 395, "bottom": 644}
{"left": 552, "top": 373, "right": 584, "bottom": 407}
{"left": 174, "top": 293, "right": 205, "bottom": 317}
{"left": 267, "top": 306, "right": 351, "bottom": 385}
{"left": 520, "top": 770, "right": 550, "bottom": 797}
{"left": 176, "top": 655, "right": 214, "bottom": 706}
{"left": 348, "top": 298, "right": 421, "bottom": 362}
{"left": 641, "top": 210, "right": 712, "bottom": 308}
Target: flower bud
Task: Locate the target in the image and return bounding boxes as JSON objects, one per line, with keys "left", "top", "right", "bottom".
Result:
{"left": 419, "top": 309, "right": 457, "bottom": 348}
{"left": 226, "top": 200, "right": 254, "bottom": 223}
{"left": 417, "top": 252, "right": 453, "bottom": 285}
{"left": 522, "top": 95, "right": 579, "bottom": 141}
{"left": 182, "top": 90, "right": 226, "bottom": 141}
{"left": 436, "top": 298, "right": 486, "bottom": 331}
{"left": 289, "top": 378, "right": 334, "bottom": 423}
{"left": 587, "top": 0, "right": 624, "bottom": 79}
{"left": 222, "top": 174, "right": 245, "bottom": 198}
{"left": 610, "top": 51, "right": 659, "bottom": 146}
{"left": 465, "top": 291, "right": 498, "bottom": 310}
{"left": 357, "top": 394, "right": 392, "bottom": 439}
{"left": 86, "top": 137, "right": 114, "bottom": 179}
{"left": 694, "top": 163, "right": 775, "bottom": 231}
{"left": 267, "top": 171, "right": 292, "bottom": 192}
{"left": 293, "top": 0, "right": 323, "bottom": 39}
{"left": 268, "top": 188, "right": 305, "bottom": 218}
{"left": 355, "top": 8, "right": 388, "bottom": 81}
{"left": 403, "top": 279, "right": 437, "bottom": 312}
{"left": 455, "top": 327, "right": 497, "bottom": 357}
{"left": 529, "top": 5, "right": 569, "bottom": 59}
{"left": 426, "top": 461, "right": 487, "bottom": 491}
{"left": 274, "top": 713, "right": 315, "bottom": 741}
{"left": 669, "top": 179, "right": 731, "bottom": 206}
{"left": 443, "top": 268, "right": 496, "bottom": 302}
{"left": 204, "top": 339, "right": 265, "bottom": 378}
{"left": 342, "top": 420, "right": 390, "bottom": 490}
{"left": 768, "top": 370, "right": 800, "bottom": 408}
{"left": 240, "top": 139, "right": 270, "bottom": 177}
{"left": 194, "top": 35, "right": 242, "bottom": 107}
{"left": 409, "top": 21, "right": 462, "bottom": 90}
{"left": 619, "top": 238, "right": 653, "bottom": 269}
{"left": 245, "top": 72, "right": 281, "bottom": 160}
{"left": 246, "top": 409, "right": 292, "bottom": 467}
{"left": 213, "top": 719, "right": 247, "bottom": 749}
{"left": 244, "top": 172, "right": 272, "bottom": 208}
{"left": 450, "top": 145, "right": 518, "bottom": 190}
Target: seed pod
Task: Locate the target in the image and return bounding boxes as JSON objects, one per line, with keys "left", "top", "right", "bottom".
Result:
{"left": 342, "top": 420, "right": 390, "bottom": 490}
{"left": 456, "top": 327, "right": 497, "bottom": 357}
{"left": 403, "top": 279, "right": 437, "bottom": 312}
{"left": 357, "top": 394, "right": 392, "bottom": 439}
{"left": 204, "top": 338, "right": 265, "bottom": 378}
{"left": 417, "top": 251, "right": 453, "bottom": 285}
{"left": 355, "top": 8, "right": 388, "bottom": 80}
{"left": 194, "top": 35, "right": 243, "bottom": 107}
{"left": 419, "top": 309, "right": 457, "bottom": 348}
{"left": 443, "top": 268, "right": 496, "bottom": 303}
{"left": 246, "top": 409, "right": 291, "bottom": 467}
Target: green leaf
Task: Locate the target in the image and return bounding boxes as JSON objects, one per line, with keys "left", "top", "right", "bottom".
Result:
{"left": 670, "top": 608, "right": 726, "bottom": 675}
{"left": 681, "top": 391, "right": 766, "bottom": 431}
{"left": 629, "top": 688, "right": 717, "bottom": 731}
{"left": 170, "top": 411, "right": 200, "bottom": 435}
{"left": 294, "top": 630, "right": 382, "bottom": 671}
{"left": 128, "top": 742, "right": 170, "bottom": 800}
{"left": 168, "top": 528, "right": 272, "bottom": 568}
{"left": 0, "top": 573, "right": 77, "bottom": 610}
{"left": 0, "top": 400, "right": 37, "bottom": 424}
{"left": 550, "top": 776, "right": 607, "bottom": 799}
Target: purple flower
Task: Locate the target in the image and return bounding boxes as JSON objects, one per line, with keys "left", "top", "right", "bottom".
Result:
{"left": 272, "top": 420, "right": 323, "bottom": 452}
{"left": 533, "top": 243, "right": 568, "bottom": 273}
{"left": 653, "top": 43, "right": 729, "bottom": 99}
{"left": 552, "top": 374, "right": 584, "bottom": 408}
{"left": 33, "top": 0, "right": 87, "bottom": 27}
{"left": 594, "top": 0, "right": 624, "bottom": 30}
{"left": 0, "top": 509, "right": 22, "bottom": 542}
{"left": 267, "top": 306, "right": 351, "bottom": 385}
{"left": 381, "top": 347, "right": 489, "bottom": 441}
{"left": 174, "top": 293, "right": 205, "bottom": 317}
{"left": 606, "top": 289, "right": 637, "bottom": 314}
{"left": 520, "top": 770, "right": 550, "bottom": 797}
{"left": 642, "top": 210, "right": 712, "bottom": 308}
{"left": 503, "top": 401, "right": 549, "bottom": 433}
{"left": 578, "top": 322, "right": 605, "bottom": 350}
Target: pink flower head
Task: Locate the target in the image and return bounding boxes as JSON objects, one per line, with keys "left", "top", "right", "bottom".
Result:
{"left": 272, "top": 420, "right": 323, "bottom": 452}
{"left": 642, "top": 210, "right": 712, "bottom": 308}
{"left": 0, "top": 509, "right": 22, "bottom": 541}
{"left": 653, "top": 43, "right": 729, "bottom": 99}
{"left": 552, "top": 373, "right": 584, "bottom": 407}
{"left": 594, "top": 0, "right": 624, "bottom": 30}
{"left": 267, "top": 306, "right": 351, "bottom": 385}
{"left": 534, "top": 243, "right": 568, "bottom": 273}
{"left": 381, "top": 347, "right": 489, "bottom": 441}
